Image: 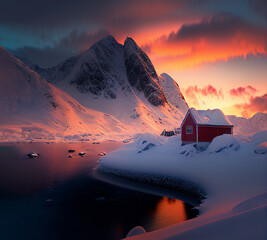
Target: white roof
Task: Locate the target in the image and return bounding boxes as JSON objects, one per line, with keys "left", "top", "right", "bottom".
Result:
{"left": 188, "top": 108, "right": 233, "bottom": 126}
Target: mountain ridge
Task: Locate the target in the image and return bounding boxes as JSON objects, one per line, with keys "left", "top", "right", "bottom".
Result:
{"left": 30, "top": 35, "right": 188, "bottom": 126}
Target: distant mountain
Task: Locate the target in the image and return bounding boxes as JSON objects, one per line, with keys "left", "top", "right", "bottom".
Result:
{"left": 32, "top": 35, "right": 188, "bottom": 130}
{"left": 227, "top": 112, "right": 267, "bottom": 137}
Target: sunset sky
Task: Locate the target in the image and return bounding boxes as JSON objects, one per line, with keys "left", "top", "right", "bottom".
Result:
{"left": 1, "top": 0, "right": 266, "bottom": 117}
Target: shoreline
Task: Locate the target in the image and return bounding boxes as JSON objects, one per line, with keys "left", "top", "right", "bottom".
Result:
{"left": 98, "top": 166, "right": 207, "bottom": 203}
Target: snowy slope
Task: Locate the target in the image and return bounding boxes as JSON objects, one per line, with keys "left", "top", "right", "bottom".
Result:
{"left": 33, "top": 36, "right": 186, "bottom": 133}
{"left": 227, "top": 112, "right": 267, "bottom": 137}
{"left": 98, "top": 131, "right": 267, "bottom": 240}
{"left": 0, "top": 46, "right": 130, "bottom": 142}
{"left": 158, "top": 73, "right": 188, "bottom": 115}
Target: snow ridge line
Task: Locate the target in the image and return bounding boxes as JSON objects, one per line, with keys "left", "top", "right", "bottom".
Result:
{"left": 98, "top": 165, "right": 207, "bottom": 201}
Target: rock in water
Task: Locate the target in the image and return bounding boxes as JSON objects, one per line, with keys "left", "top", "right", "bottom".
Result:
{"left": 98, "top": 152, "right": 107, "bottom": 156}
{"left": 27, "top": 152, "right": 40, "bottom": 158}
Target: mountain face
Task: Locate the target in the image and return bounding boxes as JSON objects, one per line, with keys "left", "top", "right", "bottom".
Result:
{"left": 123, "top": 37, "right": 166, "bottom": 106}
{"left": 158, "top": 73, "right": 188, "bottom": 115}
{"left": 38, "top": 36, "right": 167, "bottom": 107}
{"left": 31, "top": 35, "right": 188, "bottom": 130}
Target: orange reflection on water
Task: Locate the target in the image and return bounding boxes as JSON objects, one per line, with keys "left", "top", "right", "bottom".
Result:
{"left": 148, "top": 197, "right": 187, "bottom": 231}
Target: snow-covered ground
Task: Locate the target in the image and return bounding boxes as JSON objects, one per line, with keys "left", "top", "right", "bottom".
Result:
{"left": 98, "top": 131, "right": 267, "bottom": 240}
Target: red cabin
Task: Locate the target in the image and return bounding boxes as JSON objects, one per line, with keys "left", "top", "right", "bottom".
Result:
{"left": 181, "top": 108, "right": 233, "bottom": 147}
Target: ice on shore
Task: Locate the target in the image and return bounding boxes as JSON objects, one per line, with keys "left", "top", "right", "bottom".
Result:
{"left": 126, "top": 226, "right": 146, "bottom": 237}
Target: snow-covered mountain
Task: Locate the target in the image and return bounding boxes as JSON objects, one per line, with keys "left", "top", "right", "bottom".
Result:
{"left": 0, "top": 46, "right": 130, "bottom": 142}
{"left": 227, "top": 113, "right": 267, "bottom": 137}
{"left": 33, "top": 36, "right": 188, "bottom": 131}
{"left": 0, "top": 37, "right": 189, "bottom": 142}
{"left": 158, "top": 73, "right": 188, "bottom": 115}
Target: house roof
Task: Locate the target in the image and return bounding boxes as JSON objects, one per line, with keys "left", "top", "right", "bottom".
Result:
{"left": 187, "top": 108, "right": 233, "bottom": 127}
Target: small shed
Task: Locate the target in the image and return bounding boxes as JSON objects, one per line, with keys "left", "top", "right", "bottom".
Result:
{"left": 181, "top": 108, "right": 233, "bottom": 147}
{"left": 161, "top": 129, "right": 175, "bottom": 137}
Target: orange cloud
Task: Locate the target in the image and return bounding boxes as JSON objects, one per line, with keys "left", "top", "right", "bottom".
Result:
{"left": 146, "top": 14, "right": 267, "bottom": 70}
{"left": 183, "top": 85, "right": 223, "bottom": 107}
{"left": 234, "top": 93, "right": 267, "bottom": 117}
{"left": 229, "top": 85, "right": 257, "bottom": 97}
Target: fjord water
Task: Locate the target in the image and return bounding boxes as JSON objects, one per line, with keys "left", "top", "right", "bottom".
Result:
{"left": 0, "top": 142, "right": 198, "bottom": 240}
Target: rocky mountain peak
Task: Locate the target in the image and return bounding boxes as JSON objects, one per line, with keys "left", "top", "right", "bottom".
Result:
{"left": 26, "top": 35, "right": 188, "bottom": 108}
{"left": 123, "top": 37, "right": 166, "bottom": 106}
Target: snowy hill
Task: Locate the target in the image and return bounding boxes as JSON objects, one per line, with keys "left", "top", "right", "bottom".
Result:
{"left": 227, "top": 112, "right": 267, "bottom": 138}
{"left": 158, "top": 73, "right": 188, "bottom": 115}
{"left": 32, "top": 36, "right": 188, "bottom": 132}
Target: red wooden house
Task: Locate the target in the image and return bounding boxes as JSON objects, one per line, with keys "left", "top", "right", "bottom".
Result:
{"left": 181, "top": 108, "right": 233, "bottom": 147}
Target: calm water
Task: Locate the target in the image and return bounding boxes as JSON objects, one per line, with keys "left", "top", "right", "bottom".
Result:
{"left": 0, "top": 142, "right": 199, "bottom": 240}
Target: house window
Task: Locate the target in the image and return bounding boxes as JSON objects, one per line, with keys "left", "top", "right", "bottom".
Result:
{"left": 186, "top": 125, "right": 193, "bottom": 134}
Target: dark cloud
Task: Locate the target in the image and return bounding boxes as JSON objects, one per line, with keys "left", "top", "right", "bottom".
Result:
{"left": 249, "top": 0, "right": 267, "bottom": 20}
{"left": 0, "top": 0, "right": 185, "bottom": 28}
{"left": 2, "top": 0, "right": 267, "bottom": 67}
{"left": 0, "top": 0, "right": 115, "bottom": 27}
{"left": 229, "top": 85, "right": 257, "bottom": 97}
{"left": 168, "top": 14, "right": 240, "bottom": 41}
{"left": 1, "top": 0, "right": 262, "bottom": 32}
{"left": 12, "top": 29, "right": 109, "bottom": 67}
{"left": 235, "top": 93, "right": 267, "bottom": 117}
{"left": 167, "top": 13, "right": 267, "bottom": 44}
{"left": 59, "top": 29, "right": 109, "bottom": 52}
{"left": 12, "top": 45, "right": 73, "bottom": 67}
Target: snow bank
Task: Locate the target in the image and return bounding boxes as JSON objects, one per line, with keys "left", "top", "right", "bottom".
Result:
{"left": 206, "top": 134, "right": 240, "bottom": 153}
{"left": 136, "top": 133, "right": 165, "bottom": 152}
{"left": 254, "top": 142, "right": 267, "bottom": 154}
{"left": 98, "top": 131, "right": 267, "bottom": 240}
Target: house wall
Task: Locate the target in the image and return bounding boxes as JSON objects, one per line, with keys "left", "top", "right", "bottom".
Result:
{"left": 198, "top": 126, "right": 232, "bottom": 142}
{"left": 181, "top": 113, "right": 197, "bottom": 142}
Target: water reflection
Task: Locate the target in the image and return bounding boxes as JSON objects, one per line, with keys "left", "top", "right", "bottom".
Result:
{"left": 149, "top": 197, "right": 187, "bottom": 230}
{"left": 0, "top": 142, "right": 199, "bottom": 240}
